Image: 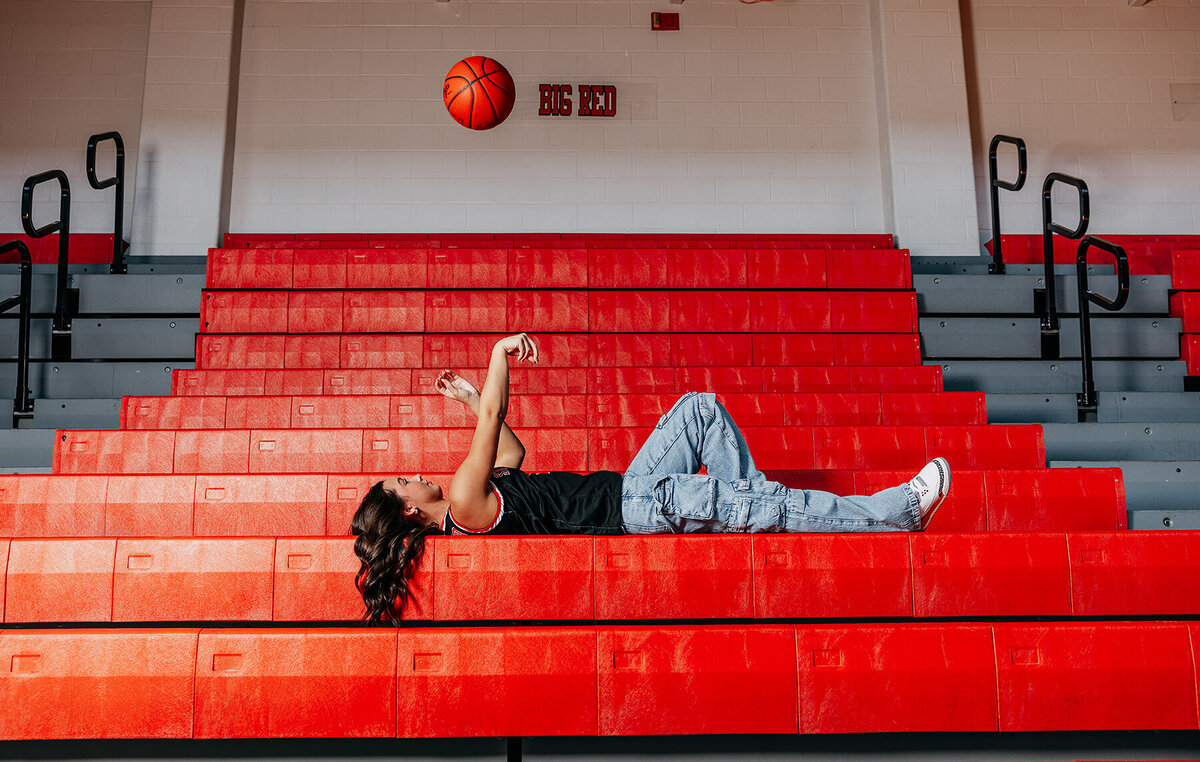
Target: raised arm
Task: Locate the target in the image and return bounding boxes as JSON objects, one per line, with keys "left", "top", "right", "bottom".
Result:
{"left": 435, "top": 369, "right": 525, "bottom": 468}
{"left": 446, "top": 333, "right": 538, "bottom": 529}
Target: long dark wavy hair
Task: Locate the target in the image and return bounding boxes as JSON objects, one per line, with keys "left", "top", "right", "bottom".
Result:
{"left": 351, "top": 481, "right": 439, "bottom": 625}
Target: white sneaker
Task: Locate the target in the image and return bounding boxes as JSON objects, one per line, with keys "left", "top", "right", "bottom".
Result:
{"left": 908, "top": 457, "right": 950, "bottom": 530}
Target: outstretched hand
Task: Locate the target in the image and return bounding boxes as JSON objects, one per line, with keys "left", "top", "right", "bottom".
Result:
{"left": 494, "top": 332, "right": 539, "bottom": 363}
{"left": 434, "top": 369, "right": 479, "bottom": 404}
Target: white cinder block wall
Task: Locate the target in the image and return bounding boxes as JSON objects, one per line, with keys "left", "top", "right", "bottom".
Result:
{"left": 966, "top": 0, "right": 1200, "bottom": 240}
{"left": 3, "top": 0, "right": 1200, "bottom": 250}
{"left": 0, "top": 0, "right": 150, "bottom": 236}
{"left": 873, "top": 0, "right": 980, "bottom": 258}
{"left": 229, "top": 0, "right": 887, "bottom": 235}
{"left": 130, "top": 0, "right": 237, "bottom": 256}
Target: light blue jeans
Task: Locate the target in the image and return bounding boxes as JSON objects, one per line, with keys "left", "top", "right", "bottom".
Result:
{"left": 620, "top": 392, "right": 921, "bottom": 533}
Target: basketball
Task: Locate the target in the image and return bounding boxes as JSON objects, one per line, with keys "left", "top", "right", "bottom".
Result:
{"left": 442, "top": 56, "right": 516, "bottom": 130}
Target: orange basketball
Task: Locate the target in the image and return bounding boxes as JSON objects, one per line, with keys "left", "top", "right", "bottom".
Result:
{"left": 443, "top": 56, "right": 515, "bottom": 130}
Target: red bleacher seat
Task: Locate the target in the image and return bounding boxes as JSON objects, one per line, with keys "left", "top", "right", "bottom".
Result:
{"left": 2, "top": 622, "right": 1196, "bottom": 738}
{"left": 0, "top": 468, "right": 1126, "bottom": 539}
{"left": 199, "top": 289, "right": 918, "bottom": 335}
{"left": 4, "top": 533, "right": 1196, "bottom": 623}
{"left": 0, "top": 630, "right": 198, "bottom": 739}
{"left": 6, "top": 539, "right": 116, "bottom": 622}
{"left": 194, "top": 630, "right": 397, "bottom": 738}
{"left": 121, "top": 391, "right": 987, "bottom": 430}
{"left": 910, "top": 533, "right": 1071, "bottom": 617}
{"left": 208, "top": 242, "right": 906, "bottom": 290}
{"left": 105, "top": 475, "right": 196, "bottom": 536}
{"left": 398, "top": 627, "right": 598, "bottom": 737}
{"left": 262, "top": 364, "right": 945, "bottom": 397}
{"left": 797, "top": 624, "right": 998, "bottom": 733}
{"left": 194, "top": 474, "right": 326, "bottom": 536}
{"left": 599, "top": 626, "right": 799, "bottom": 735}
{"left": 57, "top": 425, "right": 1041, "bottom": 474}
{"left": 196, "top": 333, "right": 924, "bottom": 370}
{"left": 992, "top": 623, "right": 1198, "bottom": 731}
{"left": 0, "top": 475, "right": 107, "bottom": 536}
{"left": 1173, "top": 250, "right": 1200, "bottom": 289}
{"left": 113, "top": 537, "right": 274, "bottom": 621}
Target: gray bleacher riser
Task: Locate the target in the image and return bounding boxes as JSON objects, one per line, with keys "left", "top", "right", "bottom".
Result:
{"left": 0, "top": 257, "right": 208, "bottom": 277}
{"left": 75, "top": 274, "right": 206, "bottom": 314}
{"left": 0, "top": 271, "right": 207, "bottom": 314}
{"left": 0, "top": 274, "right": 61, "bottom": 313}
{"left": 0, "top": 429, "right": 55, "bottom": 468}
{"left": 0, "top": 361, "right": 190, "bottom": 398}
{"left": 920, "top": 317, "right": 1181, "bottom": 359}
{"left": 72, "top": 318, "right": 199, "bottom": 359}
{"left": 935, "top": 360, "right": 1186, "bottom": 393}
{"left": 910, "top": 259, "right": 1117, "bottom": 276}
{"left": 0, "top": 318, "right": 198, "bottom": 360}
{"left": 986, "top": 392, "right": 1200, "bottom": 424}
{"left": 985, "top": 394, "right": 1080, "bottom": 423}
{"left": 29, "top": 398, "right": 120, "bottom": 429}
{"left": 915, "top": 274, "right": 1171, "bottom": 315}
{"left": 1042, "top": 423, "right": 1200, "bottom": 461}
{"left": 1053, "top": 460, "right": 1200, "bottom": 519}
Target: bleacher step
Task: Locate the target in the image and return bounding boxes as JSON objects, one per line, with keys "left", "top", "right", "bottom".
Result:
{"left": 0, "top": 318, "right": 198, "bottom": 360}
{"left": 987, "top": 392, "right": 1200, "bottom": 424}
{"left": 0, "top": 361, "right": 191, "bottom": 398}
{"left": 0, "top": 273, "right": 205, "bottom": 314}
{"left": 919, "top": 317, "right": 1181, "bottom": 359}
{"left": 75, "top": 274, "right": 204, "bottom": 314}
{"left": 915, "top": 274, "right": 1170, "bottom": 315}
{"left": 1042, "top": 423, "right": 1200, "bottom": 461}
{"left": 935, "top": 360, "right": 1186, "bottom": 393}
{"left": 31, "top": 399, "right": 119, "bottom": 430}
{"left": 0, "top": 430, "right": 55, "bottom": 469}
{"left": 910, "top": 258, "right": 1117, "bottom": 276}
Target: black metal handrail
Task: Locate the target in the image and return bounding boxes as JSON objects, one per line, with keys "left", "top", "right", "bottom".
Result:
{"left": 1039, "top": 172, "right": 1090, "bottom": 359}
{"left": 987, "top": 135, "right": 1027, "bottom": 275}
{"left": 1075, "top": 236, "right": 1129, "bottom": 421}
{"left": 0, "top": 240, "right": 35, "bottom": 427}
{"left": 87, "top": 131, "right": 127, "bottom": 274}
{"left": 21, "top": 169, "right": 72, "bottom": 359}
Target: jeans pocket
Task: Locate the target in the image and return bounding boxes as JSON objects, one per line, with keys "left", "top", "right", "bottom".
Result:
{"left": 657, "top": 475, "right": 717, "bottom": 521}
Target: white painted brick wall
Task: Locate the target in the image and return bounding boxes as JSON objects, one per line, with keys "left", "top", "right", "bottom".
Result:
{"left": 130, "top": 0, "right": 236, "bottom": 256}
{"left": 0, "top": 0, "right": 150, "bottom": 236}
{"left": 231, "top": 0, "right": 885, "bottom": 234}
{"left": 873, "top": 0, "right": 980, "bottom": 258}
{"left": 967, "top": 0, "right": 1200, "bottom": 240}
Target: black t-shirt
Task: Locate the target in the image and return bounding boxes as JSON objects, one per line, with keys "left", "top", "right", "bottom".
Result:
{"left": 441, "top": 467, "right": 625, "bottom": 535}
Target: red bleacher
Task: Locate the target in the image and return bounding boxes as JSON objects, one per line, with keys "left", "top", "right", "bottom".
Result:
{"left": 53, "top": 424, "right": 1046, "bottom": 474}
{"left": 194, "top": 333, "right": 924, "bottom": 369}
{"left": 9, "top": 531, "right": 1193, "bottom": 624}
{"left": 988, "top": 234, "right": 1200, "bottom": 275}
{"left": 3, "top": 623, "right": 1198, "bottom": 738}
{"left": 120, "top": 392, "right": 989, "bottom": 429}
{"left": 0, "top": 232, "right": 116, "bottom": 264}
{"left": 0, "top": 467, "right": 1126, "bottom": 537}
{"left": 5, "top": 232, "right": 1191, "bottom": 740}
{"left": 1170, "top": 255, "right": 1200, "bottom": 374}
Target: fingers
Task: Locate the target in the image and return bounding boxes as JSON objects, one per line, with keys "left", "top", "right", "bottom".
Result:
{"left": 434, "top": 369, "right": 455, "bottom": 395}
{"left": 498, "top": 333, "right": 538, "bottom": 363}
{"left": 514, "top": 333, "right": 538, "bottom": 363}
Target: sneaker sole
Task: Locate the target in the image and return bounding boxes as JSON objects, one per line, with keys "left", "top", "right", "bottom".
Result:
{"left": 921, "top": 457, "right": 951, "bottom": 530}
